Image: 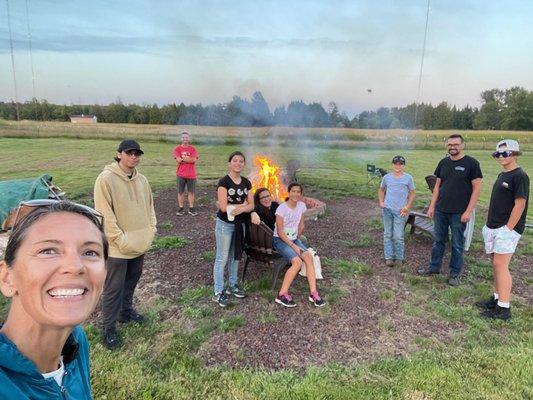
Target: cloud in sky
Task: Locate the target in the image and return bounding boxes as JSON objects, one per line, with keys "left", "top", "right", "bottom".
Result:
{"left": 1, "top": 0, "right": 532, "bottom": 115}
{"left": 0, "top": 35, "right": 379, "bottom": 54}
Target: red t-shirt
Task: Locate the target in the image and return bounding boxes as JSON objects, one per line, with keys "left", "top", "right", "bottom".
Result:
{"left": 173, "top": 145, "right": 198, "bottom": 178}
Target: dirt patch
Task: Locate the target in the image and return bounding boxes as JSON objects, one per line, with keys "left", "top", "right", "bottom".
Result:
{"left": 105, "top": 185, "right": 533, "bottom": 370}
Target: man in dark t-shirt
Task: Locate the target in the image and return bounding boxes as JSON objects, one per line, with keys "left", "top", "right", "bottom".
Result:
{"left": 418, "top": 134, "right": 483, "bottom": 285}
{"left": 476, "top": 139, "right": 529, "bottom": 321}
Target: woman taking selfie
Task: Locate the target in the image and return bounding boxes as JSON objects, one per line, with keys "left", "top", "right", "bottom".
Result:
{"left": 0, "top": 200, "right": 108, "bottom": 399}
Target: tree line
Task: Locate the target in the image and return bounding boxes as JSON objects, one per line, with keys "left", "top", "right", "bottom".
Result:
{"left": 0, "top": 87, "right": 531, "bottom": 130}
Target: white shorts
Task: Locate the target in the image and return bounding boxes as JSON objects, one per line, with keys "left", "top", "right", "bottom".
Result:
{"left": 482, "top": 225, "right": 521, "bottom": 254}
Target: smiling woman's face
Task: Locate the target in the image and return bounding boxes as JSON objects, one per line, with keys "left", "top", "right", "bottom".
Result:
{"left": 258, "top": 190, "right": 272, "bottom": 207}
{"left": 229, "top": 154, "right": 245, "bottom": 173}
{"left": 288, "top": 185, "right": 302, "bottom": 201}
{"left": 1, "top": 212, "right": 106, "bottom": 328}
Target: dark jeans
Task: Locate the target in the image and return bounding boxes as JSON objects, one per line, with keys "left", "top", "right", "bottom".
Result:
{"left": 429, "top": 210, "right": 466, "bottom": 277}
{"left": 102, "top": 255, "right": 144, "bottom": 330}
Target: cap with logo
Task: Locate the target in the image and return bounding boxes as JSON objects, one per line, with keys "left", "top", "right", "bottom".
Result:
{"left": 117, "top": 139, "right": 144, "bottom": 154}
{"left": 496, "top": 139, "right": 520, "bottom": 153}
{"left": 392, "top": 155, "right": 406, "bottom": 165}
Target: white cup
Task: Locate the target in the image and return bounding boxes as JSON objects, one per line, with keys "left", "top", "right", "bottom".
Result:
{"left": 226, "top": 205, "right": 236, "bottom": 221}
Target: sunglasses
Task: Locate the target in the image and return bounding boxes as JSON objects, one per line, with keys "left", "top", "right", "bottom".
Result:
{"left": 259, "top": 194, "right": 271, "bottom": 200}
{"left": 10, "top": 199, "right": 103, "bottom": 230}
{"left": 125, "top": 150, "right": 143, "bottom": 157}
{"left": 492, "top": 151, "right": 514, "bottom": 159}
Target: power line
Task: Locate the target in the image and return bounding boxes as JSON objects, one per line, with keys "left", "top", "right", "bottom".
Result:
{"left": 413, "top": 0, "right": 431, "bottom": 129}
{"left": 6, "top": 0, "right": 20, "bottom": 120}
{"left": 25, "top": 0, "right": 39, "bottom": 120}
{"left": 25, "top": 0, "right": 36, "bottom": 100}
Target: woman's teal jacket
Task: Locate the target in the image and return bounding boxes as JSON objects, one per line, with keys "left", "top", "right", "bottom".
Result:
{"left": 0, "top": 325, "right": 92, "bottom": 399}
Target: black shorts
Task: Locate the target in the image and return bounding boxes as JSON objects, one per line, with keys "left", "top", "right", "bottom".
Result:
{"left": 177, "top": 177, "right": 196, "bottom": 194}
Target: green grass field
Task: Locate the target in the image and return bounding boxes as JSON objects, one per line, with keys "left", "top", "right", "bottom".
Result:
{"left": 0, "top": 123, "right": 532, "bottom": 399}
{"left": 0, "top": 135, "right": 531, "bottom": 216}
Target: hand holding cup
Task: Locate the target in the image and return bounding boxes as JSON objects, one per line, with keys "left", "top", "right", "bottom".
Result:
{"left": 226, "top": 205, "right": 236, "bottom": 221}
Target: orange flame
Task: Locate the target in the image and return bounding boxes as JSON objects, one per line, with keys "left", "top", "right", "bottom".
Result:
{"left": 251, "top": 155, "right": 288, "bottom": 202}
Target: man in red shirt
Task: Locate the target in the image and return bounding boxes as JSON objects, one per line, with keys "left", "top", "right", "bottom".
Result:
{"left": 173, "top": 131, "right": 199, "bottom": 215}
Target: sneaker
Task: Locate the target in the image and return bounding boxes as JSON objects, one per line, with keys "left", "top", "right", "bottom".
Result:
{"left": 188, "top": 207, "right": 197, "bottom": 216}
{"left": 212, "top": 292, "right": 229, "bottom": 307}
{"left": 226, "top": 284, "right": 247, "bottom": 298}
{"left": 448, "top": 275, "right": 461, "bottom": 286}
{"left": 481, "top": 304, "right": 511, "bottom": 321}
{"left": 308, "top": 291, "right": 326, "bottom": 307}
{"left": 475, "top": 296, "right": 497, "bottom": 310}
{"left": 275, "top": 293, "right": 297, "bottom": 308}
{"left": 417, "top": 267, "right": 440, "bottom": 276}
{"left": 176, "top": 208, "right": 185, "bottom": 216}
{"left": 385, "top": 259, "right": 394, "bottom": 267}
{"left": 118, "top": 309, "right": 145, "bottom": 324}
{"left": 102, "top": 328, "right": 121, "bottom": 350}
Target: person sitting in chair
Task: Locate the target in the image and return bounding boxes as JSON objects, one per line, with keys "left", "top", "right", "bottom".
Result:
{"left": 250, "top": 188, "right": 279, "bottom": 230}
{"left": 272, "top": 183, "right": 325, "bottom": 308}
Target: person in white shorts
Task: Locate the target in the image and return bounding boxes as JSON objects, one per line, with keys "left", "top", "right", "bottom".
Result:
{"left": 477, "top": 139, "right": 529, "bottom": 321}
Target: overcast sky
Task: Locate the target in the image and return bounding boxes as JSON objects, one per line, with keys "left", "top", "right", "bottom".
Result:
{"left": 1, "top": 0, "right": 532, "bottom": 116}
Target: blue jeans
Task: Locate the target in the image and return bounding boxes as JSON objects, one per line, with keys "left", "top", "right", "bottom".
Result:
{"left": 382, "top": 207, "right": 407, "bottom": 260}
{"left": 213, "top": 218, "right": 241, "bottom": 294}
{"left": 429, "top": 210, "right": 466, "bottom": 276}
{"left": 273, "top": 236, "right": 308, "bottom": 261}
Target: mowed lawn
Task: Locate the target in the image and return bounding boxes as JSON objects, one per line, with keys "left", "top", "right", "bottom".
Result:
{"left": 1, "top": 135, "right": 532, "bottom": 399}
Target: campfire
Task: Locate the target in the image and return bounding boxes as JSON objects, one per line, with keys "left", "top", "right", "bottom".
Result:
{"left": 250, "top": 154, "right": 326, "bottom": 220}
{"left": 251, "top": 155, "right": 288, "bottom": 201}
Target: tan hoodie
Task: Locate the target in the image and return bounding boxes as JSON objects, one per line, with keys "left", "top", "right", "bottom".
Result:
{"left": 94, "top": 162, "right": 157, "bottom": 259}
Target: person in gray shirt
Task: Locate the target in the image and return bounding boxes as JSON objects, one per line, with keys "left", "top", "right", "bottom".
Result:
{"left": 378, "top": 155, "right": 416, "bottom": 267}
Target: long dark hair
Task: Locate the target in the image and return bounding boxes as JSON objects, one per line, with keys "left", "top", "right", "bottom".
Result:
{"left": 253, "top": 188, "right": 270, "bottom": 206}
{"left": 4, "top": 201, "right": 109, "bottom": 267}
{"left": 253, "top": 188, "right": 277, "bottom": 230}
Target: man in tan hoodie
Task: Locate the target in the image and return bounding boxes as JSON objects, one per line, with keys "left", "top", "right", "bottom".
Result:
{"left": 94, "top": 139, "right": 157, "bottom": 350}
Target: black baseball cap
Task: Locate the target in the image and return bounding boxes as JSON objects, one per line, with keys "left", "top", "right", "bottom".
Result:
{"left": 117, "top": 139, "right": 144, "bottom": 154}
{"left": 392, "top": 155, "right": 406, "bottom": 164}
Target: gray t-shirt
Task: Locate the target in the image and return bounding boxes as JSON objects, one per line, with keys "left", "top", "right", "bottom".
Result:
{"left": 380, "top": 173, "right": 415, "bottom": 211}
